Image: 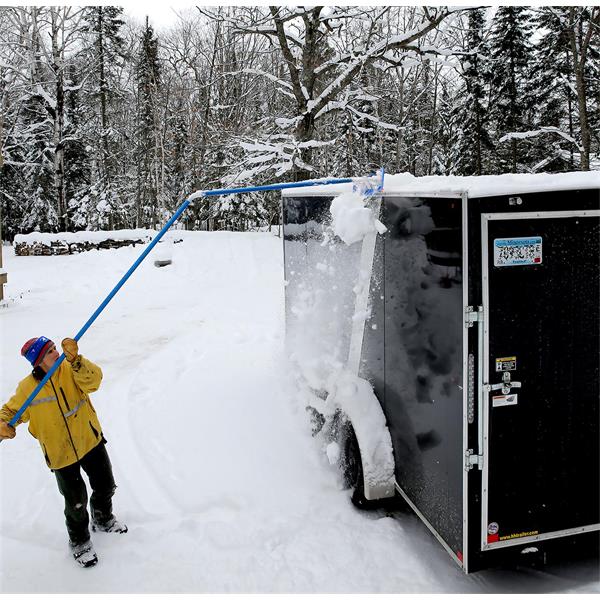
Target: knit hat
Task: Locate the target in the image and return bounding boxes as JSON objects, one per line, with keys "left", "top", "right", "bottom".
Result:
{"left": 21, "top": 336, "right": 54, "bottom": 367}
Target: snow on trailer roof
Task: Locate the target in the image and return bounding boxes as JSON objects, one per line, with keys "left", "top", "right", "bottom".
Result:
{"left": 281, "top": 171, "right": 600, "bottom": 199}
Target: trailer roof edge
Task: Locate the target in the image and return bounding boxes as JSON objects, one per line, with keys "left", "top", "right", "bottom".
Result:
{"left": 281, "top": 171, "right": 600, "bottom": 199}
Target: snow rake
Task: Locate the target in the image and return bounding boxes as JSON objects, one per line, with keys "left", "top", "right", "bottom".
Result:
{"left": 2, "top": 173, "right": 384, "bottom": 433}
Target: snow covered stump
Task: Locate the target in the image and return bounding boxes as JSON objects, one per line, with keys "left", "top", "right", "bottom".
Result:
{"left": 153, "top": 257, "right": 172, "bottom": 268}
{"left": 153, "top": 259, "right": 172, "bottom": 268}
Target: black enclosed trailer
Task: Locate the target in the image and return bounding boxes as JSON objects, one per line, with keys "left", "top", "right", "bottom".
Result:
{"left": 281, "top": 172, "right": 600, "bottom": 573}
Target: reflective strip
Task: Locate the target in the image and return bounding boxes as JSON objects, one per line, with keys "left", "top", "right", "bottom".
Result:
{"left": 64, "top": 399, "right": 86, "bottom": 418}
{"left": 30, "top": 395, "right": 57, "bottom": 407}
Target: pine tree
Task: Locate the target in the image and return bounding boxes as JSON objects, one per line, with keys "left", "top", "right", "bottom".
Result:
{"left": 134, "top": 18, "right": 161, "bottom": 227}
{"left": 65, "top": 62, "right": 104, "bottom": 230}
{"left": 488, "top": 7, "right": 534, "bottom": 173}
{"left": 82, "top": 6, "right": 125, "bottom": 227}
{"left": 450, "top": 9, "right": 493, "bottom": 175}
{"left": 524, "top": 8, "right": 575, "bottom": 170}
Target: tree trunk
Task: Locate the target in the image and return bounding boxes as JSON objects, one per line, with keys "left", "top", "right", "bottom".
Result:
{"left": 574, "top": 63, "right": 590, "bottom": 171}
{"left": 198, "top": 15, "right": 221, "bottom": 170}
{"left": 568, "top": 7, "right": 596, "bottom": 171}
{"left": 51, "top": 9, "right": 67, "bottom": 231}
{"left": 97, "top": 8, "right": 111, "bottom": 184}
{"left": 565, "top": 48, "right": 575, "bottom": 170}
{"left": 427, "top": 63, "right": 439, "bottom": 175}
{"left": 294, "top": 112, "right": 315, "bottom": 181}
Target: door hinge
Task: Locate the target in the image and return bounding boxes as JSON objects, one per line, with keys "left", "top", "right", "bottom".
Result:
{"left": 465, "top": 305, "right": 483, "bottom": 328}
{"left": 465, "top": 449, "right": 483, "bottom": 471}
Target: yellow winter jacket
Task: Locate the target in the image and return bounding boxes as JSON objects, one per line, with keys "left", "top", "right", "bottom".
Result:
{"left": 0, "top": 356, "right": 104, "bottom": 470}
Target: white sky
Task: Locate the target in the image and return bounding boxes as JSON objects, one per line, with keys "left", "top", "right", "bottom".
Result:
{"left": 119, "top": 0, "right": 267, "bottom": 31}
{"left": 4, "top": 1, "right": 595, "bottom": 33}
{"left": 120, "top": 2, "right": 195, "bottom": 31}
{"left": 113, "top": 0, "right": 600, "bottom": 31}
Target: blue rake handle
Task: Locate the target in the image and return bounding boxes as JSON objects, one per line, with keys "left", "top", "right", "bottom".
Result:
{"left": 2, "top": 173, "right": 381, "bottom": 433}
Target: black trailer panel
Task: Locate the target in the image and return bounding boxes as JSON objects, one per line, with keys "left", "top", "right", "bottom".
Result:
{"left": 482, "top": 213, "right": 599, "bottom": 550}
{"left": 282, "top": 179, "right": 600, "bottom": 574}
{"left": 466, "top": 188, "right": 600, "bottom": 571}
{"left": 377, "top": 195, "right": 464, "bottom": 559}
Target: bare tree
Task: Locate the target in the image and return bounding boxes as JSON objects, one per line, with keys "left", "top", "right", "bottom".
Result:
{"left": 203, "top": 6, "right": 464, "bottom": 180}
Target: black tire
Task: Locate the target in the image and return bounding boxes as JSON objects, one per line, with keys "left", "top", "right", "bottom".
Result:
{"left": 339, "top": 421, "right": 372, "bottom": 509}
{"left": 340, "top": 418, "right": 407, "bottom": 512}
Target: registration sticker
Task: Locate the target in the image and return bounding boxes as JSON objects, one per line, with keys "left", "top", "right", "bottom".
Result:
{"left": 494, "top": 237, "right": 542, "bottom": 267}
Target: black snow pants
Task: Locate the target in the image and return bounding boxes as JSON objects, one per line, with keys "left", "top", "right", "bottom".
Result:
{"left": 54, "top": 440, "right": 117, "bottom": 545}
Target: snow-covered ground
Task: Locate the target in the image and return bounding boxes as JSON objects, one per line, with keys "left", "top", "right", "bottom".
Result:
{"left": 0, "top": 232, "right": 598, "bottom": 593}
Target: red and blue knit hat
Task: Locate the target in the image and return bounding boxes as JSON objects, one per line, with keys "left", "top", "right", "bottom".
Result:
{"left": 21, "top": 336, "right": 54, "bottom": 367}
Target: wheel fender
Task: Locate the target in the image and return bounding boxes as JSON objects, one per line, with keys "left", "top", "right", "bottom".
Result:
{"left": 327, "top": 370, "right": 395, "bottom": 500}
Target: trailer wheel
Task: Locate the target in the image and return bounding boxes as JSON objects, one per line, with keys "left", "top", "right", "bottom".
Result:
{"left": 339, "top": 418, "right": 405, "bottom": 512}
{"left": 339, "top": 421, "right": 371, "bottom": 509}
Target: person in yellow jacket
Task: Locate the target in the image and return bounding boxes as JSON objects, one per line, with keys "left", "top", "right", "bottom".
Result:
{"left": 0, "top": 336, "right": 127, "bottom": 568}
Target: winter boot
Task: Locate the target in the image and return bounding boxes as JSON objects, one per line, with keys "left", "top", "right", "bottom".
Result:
{"left": 92, "top": 517, "right": 128, "bottom": 534}
{"left": 70, "top": 539, "right": 98, "bottom": 568}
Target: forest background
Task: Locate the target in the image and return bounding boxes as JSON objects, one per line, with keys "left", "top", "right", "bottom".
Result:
{"left": 0, "top": 6, "right": 598, "bottom": 239}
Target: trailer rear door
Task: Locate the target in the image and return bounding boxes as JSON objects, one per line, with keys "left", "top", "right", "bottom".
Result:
{"left": 480, "top": 210, "right": 600, "bottom": 551}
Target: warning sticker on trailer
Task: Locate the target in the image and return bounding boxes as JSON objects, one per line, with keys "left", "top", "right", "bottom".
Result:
{"left": 493, "top": 394, "right": 518, "bottom": 407}
{"left": 494, "top": 237, "right": 542, "bottom": 267}
{"left": 496, "top": 356, "right": 517, "bottom": 372}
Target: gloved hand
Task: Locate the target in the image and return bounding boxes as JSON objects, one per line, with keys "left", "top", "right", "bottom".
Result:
{"left": 61, "top": 338, "right": 79, "bottom": 363}
{"left": 0, "top": 421, "right": 16, "bottom": 440}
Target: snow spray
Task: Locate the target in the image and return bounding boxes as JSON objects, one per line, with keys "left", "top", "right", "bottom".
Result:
{"left": 2, "top": 174, "right": 386, "bottom": 434}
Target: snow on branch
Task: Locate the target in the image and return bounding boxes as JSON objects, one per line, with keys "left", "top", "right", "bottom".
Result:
{"left": 229, "top": 134, "right": 333, "bottom": 183}
{"left": 35, "top": 83, "right": 56, "bottom": 111}
{"left": 228, "top": 68, "right": 295, "bottom": 99}
{"left": 499, "top": 127, "right": 583, "bottom": 151}
{"left": 305, "top": 8, "right": 454, "bottom": 117}
{"left": 316, "top": 98, "right": 402, "bottom": 132}
{"left": 275, "top": 116, "right": 303, "bottom": 130}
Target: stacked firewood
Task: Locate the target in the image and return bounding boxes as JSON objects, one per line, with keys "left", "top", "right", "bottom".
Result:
{"left": 14, "top": 236, "right": 151, "bottom": 256}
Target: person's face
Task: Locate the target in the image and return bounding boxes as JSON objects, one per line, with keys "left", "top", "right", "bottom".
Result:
{"left": 39, "top": 343, "right": 60, "bottom": 372}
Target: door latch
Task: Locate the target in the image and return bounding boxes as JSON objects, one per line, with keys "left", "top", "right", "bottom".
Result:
{"left": 485, "top": 371, "right": 522, "bottom": 395}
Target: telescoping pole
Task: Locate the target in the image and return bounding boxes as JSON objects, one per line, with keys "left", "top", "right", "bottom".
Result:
{"left": 3, "top": 175, "right": 368, "bottom": 431}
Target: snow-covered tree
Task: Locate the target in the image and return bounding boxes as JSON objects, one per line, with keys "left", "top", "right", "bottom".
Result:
{"left": 81, "top": 7, "right": 126, "bottom": 226}
{"left": 134, "top": 18, "right": 162, "bottom": 227}
{"left": 449, "top": 9, "right": 492, "bottom": 175}
{"left": 0, "top": 8, "right": 60, "bottom": 233}
{"left": 1, "top": 6, "right": 597, "bottom": 238}
{"left": 488, "top": 7, "right": 535, "bottom": 172}
{"left": 204, "top": 6, "right": 465, "bottom": 181}
{"left": 563, "top": 7, "right": 599, "bottom": 171}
